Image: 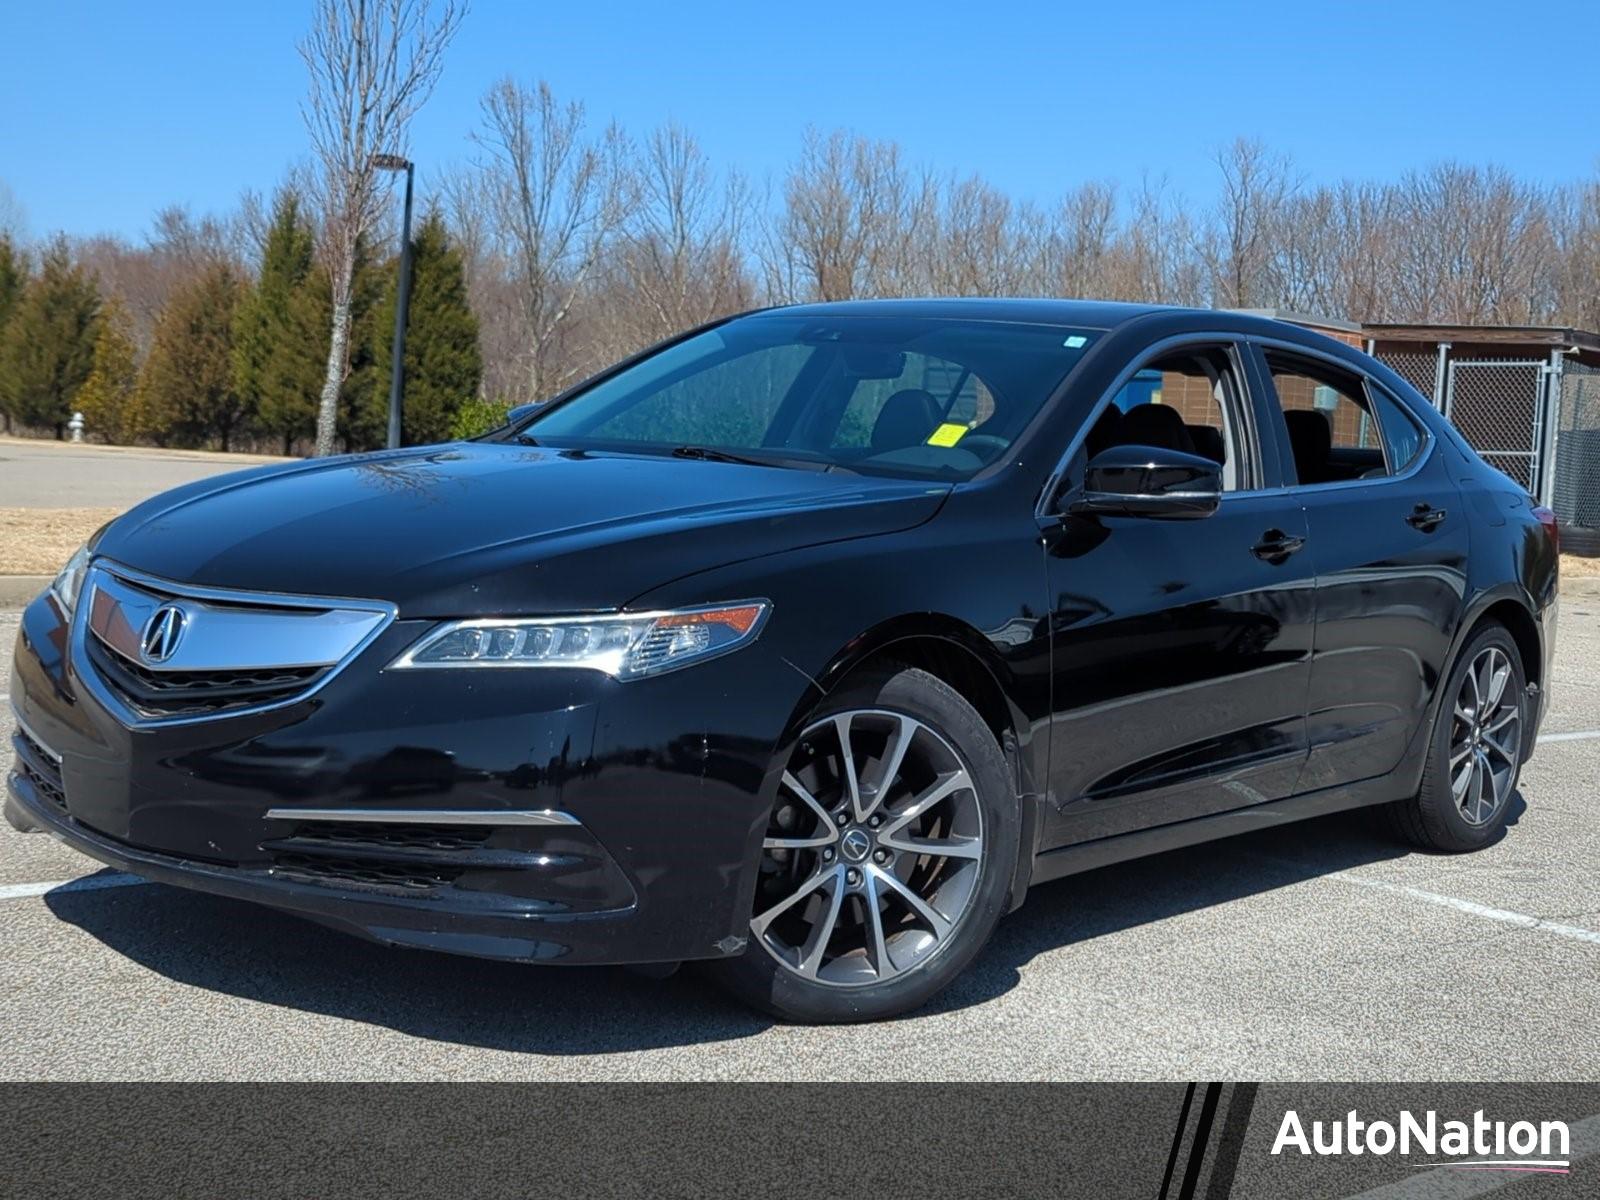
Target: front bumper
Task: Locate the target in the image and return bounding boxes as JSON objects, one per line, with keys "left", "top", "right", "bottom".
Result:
{"left": 8, "top": 580, "right": 800, "bottom": 966}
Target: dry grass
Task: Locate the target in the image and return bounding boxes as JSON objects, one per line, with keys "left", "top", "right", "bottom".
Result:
{"left": 0, "top": 508, "right": 123, "bottom": 575}
{"left": 1563, "top": 553, "right": 1600, "bottom": 578}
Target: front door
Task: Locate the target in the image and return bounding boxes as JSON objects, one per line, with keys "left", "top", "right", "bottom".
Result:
{"left": 1040, "top": 340, "right": 1317, "bottom": 848}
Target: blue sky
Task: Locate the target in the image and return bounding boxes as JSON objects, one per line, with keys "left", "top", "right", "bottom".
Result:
{"left": 4, "top": 0, "right": 1597, "bottom": 241}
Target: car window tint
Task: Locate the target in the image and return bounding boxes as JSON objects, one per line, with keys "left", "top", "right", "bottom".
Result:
{"left": 1269, "top": 366, "right": 1380, "bottom": 452}
{"left": 832, "top": 352, "right": 994, "bottom": 448}
{"left": 1100, "top": 346, "right": 1248, "bottom": 491}
{"left": 1264, "top": 352, "right": 1387, "bottom": 484}
{"left": 584, "top": 344, "right": 812, "bottom": 446}
{"left": 527, "top": 316, "right": 1100, "bottom": 480}
{"left": 1371, "top": 386, "right": 1424, "bottom": 472}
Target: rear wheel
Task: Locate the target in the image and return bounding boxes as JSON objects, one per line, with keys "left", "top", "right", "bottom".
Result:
{"left": 1388, "top": 622, "right": 1525, "bottom": 851}
{"left": 711, "top": 667, "right": 1018, "bottom": 1022}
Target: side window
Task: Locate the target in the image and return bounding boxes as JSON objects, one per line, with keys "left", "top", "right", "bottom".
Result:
{"left": 1090, "top": 345, "right": 1252, "bottom": 491}
{"left": 1370, "top": 386, "right": 1424, "bottom": 473}
{"left": 831, "top": 352, "right": 994, "bottom": 449}
{"left": 1264, "top": 352, "right": 1388, "bottom": 485}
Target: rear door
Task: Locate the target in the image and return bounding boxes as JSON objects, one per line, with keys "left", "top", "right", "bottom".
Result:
{"left": 1250, "top": 342, "right": 1469, "bottom": 792}
{"left": 1040, "top": 337, "right": 1317, "bottom": 847}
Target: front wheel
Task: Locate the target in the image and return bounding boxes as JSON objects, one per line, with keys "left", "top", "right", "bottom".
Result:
{"left": 711, "top": 666, "right": 1019, "bottom": 1023}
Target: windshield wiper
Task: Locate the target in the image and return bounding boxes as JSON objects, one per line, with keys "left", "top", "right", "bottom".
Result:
{"left": 669, "top": 445, "right": 775, "bottom": 467}
{"left": 513, "top": 433, "right": 540, "bottom": 445}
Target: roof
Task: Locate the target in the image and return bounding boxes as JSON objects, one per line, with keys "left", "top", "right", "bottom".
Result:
{"left": 755, "top": 297, "right": 1179, "bottom": 330}
{"left": 746, "top": 298, "right": 1368, "bottom": 356}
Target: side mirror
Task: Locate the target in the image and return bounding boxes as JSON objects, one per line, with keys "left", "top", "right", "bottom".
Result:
{"left": 506, "top": 401, "right": 539, "bottom": 426}
{"left": 1065, "top": 444, "right": 1222, "bottom": 520}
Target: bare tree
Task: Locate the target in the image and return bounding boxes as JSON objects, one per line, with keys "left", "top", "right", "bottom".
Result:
{"left": 474, "top": 78, "right": 629, "bottom": 399}
{"left": 610, "top": 123, "right": 753, "bottom": 347}
{"left": 926, "top": 175, "right": 1027, "bottom": 295}
{"left": 0, "top": 179, "right": 26, "bottom": 241}
{"left": 1553, "top": 173, "right": 1600, "bottom": 331}
{"left": 299, "top": 0, "right": 465, "bottom": 455}
{"left": 770, "top": 130, "right": 927, "bottom": 302}
{"left": 1039, "top": 181, "right": 1119, "bottom": 298}
{"left": 1203, "top": 137, "right": 1297, "bottom": 309}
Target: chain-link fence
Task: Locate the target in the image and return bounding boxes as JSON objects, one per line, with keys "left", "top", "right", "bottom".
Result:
{"left": 1442, "top": 359, "right": 1546, "bottom": 491}
{"left": 1551, "top": 361, "right": 1600, "bottom": 531}
{"left": 1377, "top": 350, "right": 1440, "bottom": 406}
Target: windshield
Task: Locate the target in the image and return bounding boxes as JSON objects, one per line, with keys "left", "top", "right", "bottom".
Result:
{"left": 517, "top": 313, "right": 1101, "bottom": 479}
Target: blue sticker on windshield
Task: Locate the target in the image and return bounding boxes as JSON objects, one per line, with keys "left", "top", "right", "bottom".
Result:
{"left": 1064, "top": 335, "right": 1087, "bottom": 348}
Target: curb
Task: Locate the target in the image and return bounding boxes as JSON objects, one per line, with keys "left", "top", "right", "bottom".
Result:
{"left": 0, "top": 576, "right": 49, "bottom": 608}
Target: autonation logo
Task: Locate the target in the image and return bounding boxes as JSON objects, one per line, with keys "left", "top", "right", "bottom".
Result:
{"left": 1273, "top": 1109, "right": 1571, "bottom": 1175}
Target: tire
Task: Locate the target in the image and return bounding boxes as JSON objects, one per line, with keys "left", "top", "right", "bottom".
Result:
{"left": 710, "top": 666, "right": 1020, "bottom": 1023}
{"left": 1386, "top": 621, "right": 1526, "bottom": 852}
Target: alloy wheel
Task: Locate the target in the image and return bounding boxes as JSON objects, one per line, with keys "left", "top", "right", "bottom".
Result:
{"left": 1449, "top": 646, "right": 1521, "bottom": 827}
{"left": 751, "top": 709, "right": 984, "bottom": 988}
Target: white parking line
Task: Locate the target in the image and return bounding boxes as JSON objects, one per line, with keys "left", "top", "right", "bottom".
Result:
{"left": 1328, "top": 872, "right": 1600, "bottom": 947}
{"left": 1540, "top": 729, "right": 1600, "bottom": 743}
{"left": 0, "top": 873, "right": 151, "bottom": 902}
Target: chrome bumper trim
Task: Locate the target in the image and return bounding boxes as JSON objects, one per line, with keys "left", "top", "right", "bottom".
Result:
{"left": 263, "top": 807, "right": 582, "bottom": 827}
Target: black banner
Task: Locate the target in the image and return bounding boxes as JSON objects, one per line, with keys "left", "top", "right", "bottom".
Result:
{"left": 3, "top": 1083, "right": 1595, "bottom": 1198}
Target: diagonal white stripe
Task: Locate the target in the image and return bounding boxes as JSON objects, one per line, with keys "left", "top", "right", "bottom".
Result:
{"left": 0, "top": 873, "right": 151, "bottom": 902}
{"left": 1328, "top": 872, "right": 1600, "bottom": 947}
{"left": 1539, "top": 729, "right": 1600, "bottom": 743}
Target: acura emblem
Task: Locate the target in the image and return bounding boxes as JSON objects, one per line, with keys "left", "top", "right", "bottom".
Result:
{"left": 140, "top": 604, "right": 188, "bottom": 664}
{"left": 840, "top": 828, "right": 872, "bottom": 863}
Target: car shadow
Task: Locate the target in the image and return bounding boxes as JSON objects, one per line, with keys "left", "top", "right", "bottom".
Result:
{"left": 43, "top": 797, "right": 1524, "bottom": 1052}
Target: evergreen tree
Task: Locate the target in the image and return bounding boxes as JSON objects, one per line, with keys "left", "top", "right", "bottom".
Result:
{"left": 234, "top": 191, "right": 326, "bottom": 454}
{"left": 75, "top": 296, "right": 139, "bottom": 443}
{"left": 135, "top": 262, "right": 248, "bottom": 449}
{"left": 0, "top": 236, "right": 27, "bottom": 433}
{"left": 353, "top": 212, "right": 482, "bottom": 448}
{"left": 0, "top": 235, "right": 26, "bottom": 337}
{"left": 0, "top": 238, "right": 99, "bottom": 438}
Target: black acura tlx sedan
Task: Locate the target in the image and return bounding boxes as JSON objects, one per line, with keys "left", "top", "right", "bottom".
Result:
{"left": 7, "top": 299, "right": 1559, "bottom": 1022}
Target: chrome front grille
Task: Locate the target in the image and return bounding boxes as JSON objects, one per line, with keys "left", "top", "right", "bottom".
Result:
{"left": 75, "top": 562, "right": 395, "bottom": 727}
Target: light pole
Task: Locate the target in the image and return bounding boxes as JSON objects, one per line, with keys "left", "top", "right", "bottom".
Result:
{"left": 372, "top": 153, "right": 415, "bottom": 450}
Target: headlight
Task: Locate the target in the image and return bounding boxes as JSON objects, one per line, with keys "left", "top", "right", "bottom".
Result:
{"left": 51, "top": 543, "right": 91, "bottom": 615}
{"left": 391, "top": 600, "right": 771, "bottom": 678}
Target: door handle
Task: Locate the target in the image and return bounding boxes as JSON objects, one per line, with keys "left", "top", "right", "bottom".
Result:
{"left": 1251, "top": 529, "right": 1306, "bottom": 562}
{"left": 1406, "top": 503, "right": 1447, "bottom": 532}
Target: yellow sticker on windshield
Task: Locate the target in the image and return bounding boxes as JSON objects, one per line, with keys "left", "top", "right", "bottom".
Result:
{"left": 927, "top": 422, "right": 968, "bottom": 447}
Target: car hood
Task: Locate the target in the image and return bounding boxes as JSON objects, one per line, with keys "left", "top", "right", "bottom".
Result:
{"left": 92, "top": 442, "right": 950, "bottom": 615}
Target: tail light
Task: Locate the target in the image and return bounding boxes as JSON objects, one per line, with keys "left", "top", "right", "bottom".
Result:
{"left": 1533, "top": 505, "right": 1560, "bottom": 553}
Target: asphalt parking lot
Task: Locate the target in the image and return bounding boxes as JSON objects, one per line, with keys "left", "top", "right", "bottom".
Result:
{"left": 3, "top": 597, "right": 1597, "bottom": 1082}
